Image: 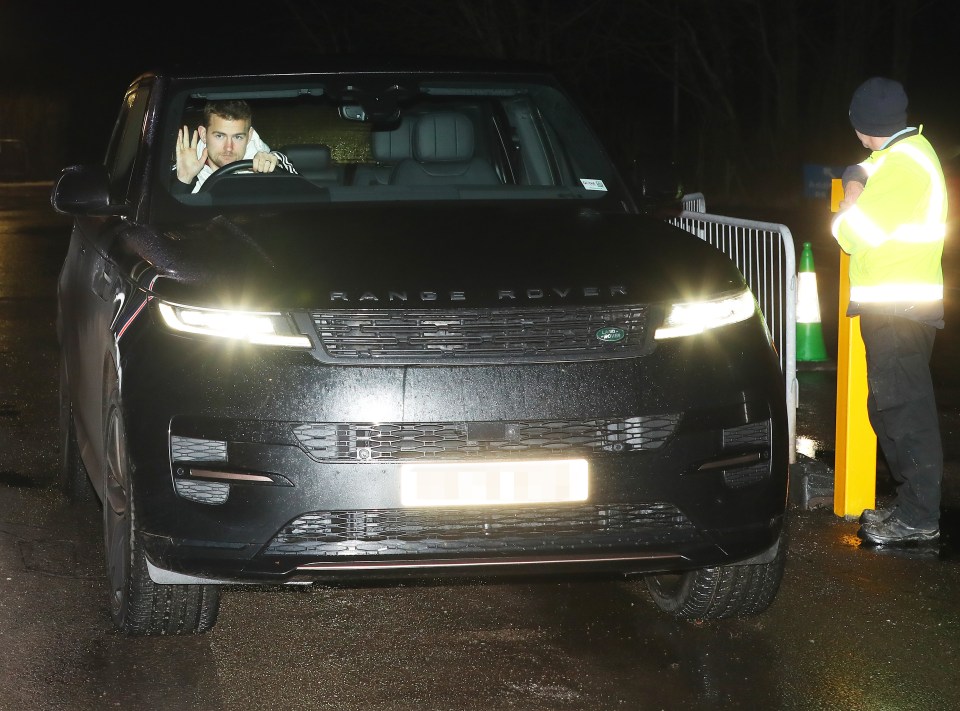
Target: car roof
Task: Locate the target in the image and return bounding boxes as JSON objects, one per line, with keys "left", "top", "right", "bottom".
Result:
{"left": 137, "top": 55, "right": 558, "bottom": 84}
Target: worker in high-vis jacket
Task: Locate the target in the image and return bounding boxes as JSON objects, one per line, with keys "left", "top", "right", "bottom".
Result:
{"left": 832, "top": 76, "right": 947, "bottom": 546}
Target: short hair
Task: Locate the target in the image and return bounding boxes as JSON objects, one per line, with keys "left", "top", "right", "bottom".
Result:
{"left": 203, "top": 100, "right": 253, "bottom": 127}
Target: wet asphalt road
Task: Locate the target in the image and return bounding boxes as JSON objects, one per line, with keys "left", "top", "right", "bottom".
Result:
{"left": 1, "top": 184, "right": 959, "bottom": 710}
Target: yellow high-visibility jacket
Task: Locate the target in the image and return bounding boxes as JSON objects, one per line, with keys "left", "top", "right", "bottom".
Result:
{"left": 832, "top": 127, "right": 947, "bottom": 319}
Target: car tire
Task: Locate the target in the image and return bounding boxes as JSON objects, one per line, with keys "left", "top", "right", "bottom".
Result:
{"left": 643, "top": 528, "right": 787, "bottom": 620}
{"left": 59, "top": 357, "right": 94, "bottom": 503}
{"left": 102, "top": 376, "right": 220, "bottom": 635}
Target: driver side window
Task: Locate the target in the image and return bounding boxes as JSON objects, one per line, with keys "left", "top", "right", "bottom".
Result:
{"left": 104, "top": 83, "right": 151, "bottom": 205}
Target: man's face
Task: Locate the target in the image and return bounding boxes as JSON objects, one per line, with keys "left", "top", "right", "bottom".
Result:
{"left": 199, "top": 115, "right": 251, "bottom": 169}
{"left": 855, "top": 130, "right": 885, "bottom": 151}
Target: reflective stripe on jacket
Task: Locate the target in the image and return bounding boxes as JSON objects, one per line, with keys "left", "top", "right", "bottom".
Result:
{"left": 831, "top": 128, "right": 946, "bottom": 306}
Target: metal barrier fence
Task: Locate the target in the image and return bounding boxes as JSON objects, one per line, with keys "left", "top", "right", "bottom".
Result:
{"left": 680, "top": 192, "right": 707, "bottom": 214}
{"left": 670, "top": 193, "right": 798, "bottom": 462}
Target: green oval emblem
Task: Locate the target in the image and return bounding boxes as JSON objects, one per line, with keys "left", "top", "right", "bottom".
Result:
{"left": 596, "top": 326, "right": 626, "bottom": 343}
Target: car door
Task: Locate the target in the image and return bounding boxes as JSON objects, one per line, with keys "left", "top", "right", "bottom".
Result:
{"left": 60, "top": 80, "right": 153, "bottom": 490}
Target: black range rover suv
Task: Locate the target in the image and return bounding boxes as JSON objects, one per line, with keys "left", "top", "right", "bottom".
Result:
{"left": 52, "top": 60, "right": 788, "bottom": 635}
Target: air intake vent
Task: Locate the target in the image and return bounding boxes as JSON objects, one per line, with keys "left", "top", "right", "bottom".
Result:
{"left": 293, "top": 415, "right": 679, "bottom": 461}
{"left": 171, "top": 436, "right": 227, "bottom": 463}
{"left": 175, "top": 479, "right": 230, "bottom": 505}
{"left": 265, "top": 503, "right": 697, "bottom": 557}
{"left": 722, "top": 420, "right": 769, "bottom": 449}
{"left": 720, "top": 420, "right": 771, "bottom": 489}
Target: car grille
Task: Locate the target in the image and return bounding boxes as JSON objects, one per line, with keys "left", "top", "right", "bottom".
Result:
{"left": 310, "top": 305, "right": 653, "bottom": 361}
{"left": 293, "top": 415, "right": 680, "bottom": 461}
{"left": 264, "top": 503, "right": 698, "bottom": 557}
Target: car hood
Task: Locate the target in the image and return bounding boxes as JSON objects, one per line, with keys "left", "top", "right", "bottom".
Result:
{"left": 116, "top": 203, "right": 745, "bottom": 310}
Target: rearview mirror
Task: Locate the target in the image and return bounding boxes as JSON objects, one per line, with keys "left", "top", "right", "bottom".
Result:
{"left": 339, "top": 105, "right": 367, "bottom": 122}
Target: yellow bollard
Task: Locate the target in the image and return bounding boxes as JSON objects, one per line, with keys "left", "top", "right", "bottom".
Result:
{"left": 831, "top": 178, "right": 877, "bottom": 518}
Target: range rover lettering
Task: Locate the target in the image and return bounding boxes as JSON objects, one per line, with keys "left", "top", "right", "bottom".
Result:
{"left": 52, "top": 60, "right": 788, "bottom": 635}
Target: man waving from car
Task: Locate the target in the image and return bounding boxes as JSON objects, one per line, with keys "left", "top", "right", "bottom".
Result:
{"left": 172, "top": 99, "right": 296, "bottom": 193}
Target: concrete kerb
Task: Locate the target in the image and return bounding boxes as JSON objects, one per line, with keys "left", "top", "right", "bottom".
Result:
{"left": 789, "top": 453, "right": 835, "bottom": 511}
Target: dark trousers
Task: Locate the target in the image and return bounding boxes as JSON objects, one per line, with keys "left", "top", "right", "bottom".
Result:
{"left": 859, "top": 313, "right": 942, "bottom": 527}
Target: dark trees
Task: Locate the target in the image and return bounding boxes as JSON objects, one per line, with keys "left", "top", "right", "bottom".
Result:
{"left": 3, "top": 0, "right": 950, "bottom": 200}
{"left": 276, "top": 0, "right": 945, "bottom": 205}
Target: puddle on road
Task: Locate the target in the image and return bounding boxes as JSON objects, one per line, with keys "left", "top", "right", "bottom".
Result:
{"left": 861, "top": 541, "right": 945, "bottom": 561}
{"left": 16, "top": 538, "right": 99, "bottom": 579}
{"left": 0, "top": 470, "right": 39, "bottom": 488}
{"left": 848, "top": 508, "right": 959, "bottom": 562}
{"left": 795, "top": 436, "right": 836, "bottom": 467}
{"left": 801, "top": 439, "right": 959, "bottom": 562}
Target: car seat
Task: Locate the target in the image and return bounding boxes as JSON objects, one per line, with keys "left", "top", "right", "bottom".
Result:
{"left": 351, "top": 116, "right": 416, "bottom": 186}
{"left": 389, "top": 112, "right": 500, "bottom": 186}
{"left": 278, "top": 144, "right": 344, "bottom": 186}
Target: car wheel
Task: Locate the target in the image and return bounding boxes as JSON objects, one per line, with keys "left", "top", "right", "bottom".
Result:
{"left": 59, "top": 357, "right": 93, "bottom": 502}
{"left": 644, "top": 528, "right": 787, "bottom": 620}
{"left": 102, "top": 378, "right": 220, "bottom": 635}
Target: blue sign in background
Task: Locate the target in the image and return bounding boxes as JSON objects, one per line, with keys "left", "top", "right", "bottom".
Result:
{"left": 803, "top": 164, "right": 844, "bottom": 199}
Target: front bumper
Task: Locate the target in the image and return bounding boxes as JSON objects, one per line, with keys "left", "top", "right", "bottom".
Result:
{"left": 120, "top": 316, "right": 788, "bottom": 584}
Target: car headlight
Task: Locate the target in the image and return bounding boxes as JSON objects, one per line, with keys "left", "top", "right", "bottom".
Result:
{"left": 654, "top": 289, "right": 757, "bottom": 339}
{"left": 158, "top": 302, "right": 311, "bottom": 348}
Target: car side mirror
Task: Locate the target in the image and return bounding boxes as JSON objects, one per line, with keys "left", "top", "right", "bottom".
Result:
{"left": 629, "top": 158, "right": 684, "bottom": 216}
{"left": 50, "top": 164, "right": 125, "bottom": 216}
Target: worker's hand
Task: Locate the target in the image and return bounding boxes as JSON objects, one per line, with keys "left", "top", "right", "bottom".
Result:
{"left": 839, "top": 180, "right": 865, "bottom": 210}
{"left": 252, "top": 151, "right": 279, "bottom": 173}
{"left": 175, "top": 126, "right": 206, "bottom": 185}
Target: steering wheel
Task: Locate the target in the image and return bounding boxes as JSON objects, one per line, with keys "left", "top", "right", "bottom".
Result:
{"left": 198, "top": 160, "right": 256, "bottom": 192}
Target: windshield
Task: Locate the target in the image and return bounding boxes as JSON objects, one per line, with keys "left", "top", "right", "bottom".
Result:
{"left": 154, "top": 74, "right": 629, "bottom": 213}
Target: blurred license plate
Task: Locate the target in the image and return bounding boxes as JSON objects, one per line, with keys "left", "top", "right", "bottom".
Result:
{"left": 400, "top": 460, "right": 588, "bottom": 507}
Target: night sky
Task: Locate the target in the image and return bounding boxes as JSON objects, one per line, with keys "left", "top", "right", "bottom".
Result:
{"left": 3, "top": 1, "right": 959, "bottom": 188}
{"left": 8, "top": 3, "right": 956, "bottom": 106}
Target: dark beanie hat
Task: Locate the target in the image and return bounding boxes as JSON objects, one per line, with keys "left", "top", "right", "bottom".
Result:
{"left": 848, "top": 77, "right": 908, "bottom": 136}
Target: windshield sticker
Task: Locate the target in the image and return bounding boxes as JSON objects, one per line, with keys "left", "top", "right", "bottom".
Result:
{"left": 580, "top": 178, "right": 607, "bottom": 191}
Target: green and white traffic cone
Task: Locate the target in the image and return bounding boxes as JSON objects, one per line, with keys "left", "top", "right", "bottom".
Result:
{"left": 796, "top": 241, "right": 828, "bottom": 362}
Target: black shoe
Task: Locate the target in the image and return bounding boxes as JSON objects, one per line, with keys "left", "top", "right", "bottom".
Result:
{"left": 859, "top": 507, "right": 896, "bottom": 525}
{"left": 858, "top": 516, "right": 940, "bottom": 545}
